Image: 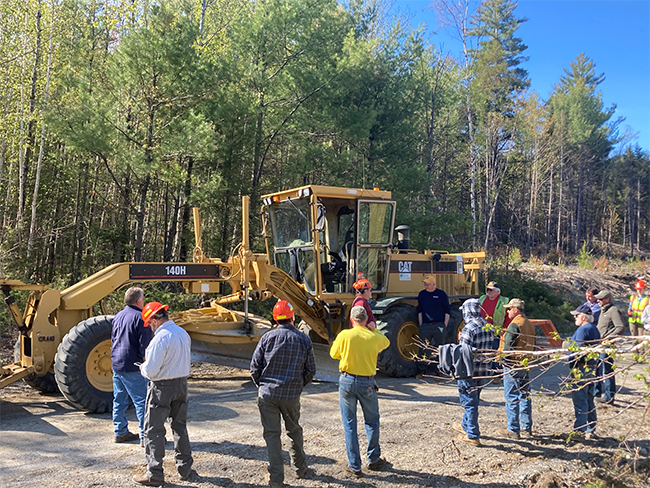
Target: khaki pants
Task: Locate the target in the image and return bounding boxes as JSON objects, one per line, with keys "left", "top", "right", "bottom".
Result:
{"left": 629, "top": 322, "right": 644, "bottom": 336}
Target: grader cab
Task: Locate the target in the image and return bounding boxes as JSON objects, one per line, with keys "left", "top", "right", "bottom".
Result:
{"left": 1, "top": 185, "right": 485, "bottom": 413}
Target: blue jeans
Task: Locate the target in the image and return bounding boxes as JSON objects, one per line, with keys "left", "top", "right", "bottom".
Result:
{"left": 572, "top": 367, "right": 597, "bottom": 433}
{"left": 457, "top": 377, "right": 489, "bottom": 440}
{"left": 594, "top": 353, "right": 616, "bottom": 401}
{"left": 503, "top": 368, "right": 532, "bottom": 433}
{"left": 113, "top": 370, "right": 148, "bottom": 439}
{"left": 338, "top": 374, "right": 381, "bottom": 471}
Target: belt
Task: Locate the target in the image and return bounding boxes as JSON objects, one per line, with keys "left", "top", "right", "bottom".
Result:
{"left": 342, "top": 372, "right": 375, "bottom": 379}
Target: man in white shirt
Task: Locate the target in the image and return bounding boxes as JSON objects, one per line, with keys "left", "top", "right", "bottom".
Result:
{"left": 133, "top": 302, "right": 195, "bottom": 487}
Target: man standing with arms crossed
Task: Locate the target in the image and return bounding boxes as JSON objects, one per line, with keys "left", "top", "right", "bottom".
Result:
{"left": 250, "top": 300, "right": 316, "bottom": 488}
{"left": 498, "top": 299, "right": 535, "bottom": 439}
{"left": 594, "top": 290, "right": 625, "bottom": 405}
{"left": 133, "top": 302, "right": 194, "bottom": 487}
{"left": 111, "top": 287, "right": 152, "bottom": 445}
{"left": 331, "top": 306, "right": 389, "bottom": 477}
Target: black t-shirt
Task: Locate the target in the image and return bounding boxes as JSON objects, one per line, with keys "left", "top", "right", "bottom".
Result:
{"left": 417, "top": 289, "right": 450, "bottom": 324}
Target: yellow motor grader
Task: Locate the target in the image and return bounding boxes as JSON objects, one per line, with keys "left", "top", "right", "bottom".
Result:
{"left": 1, "top": 185, "right": 485, "bottom": 413}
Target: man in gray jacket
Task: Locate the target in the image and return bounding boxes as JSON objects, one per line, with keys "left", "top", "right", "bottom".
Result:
{"left": 594, "top": 290, "right": 625, "bottom": 404}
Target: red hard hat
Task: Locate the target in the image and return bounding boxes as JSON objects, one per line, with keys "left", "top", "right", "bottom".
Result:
{"left": 142, "top": 301, "right": 169, "bottom": 325}
{"left": 353, "top": 278, "right": 372, "bottom": 291}
{"left": 273, "top": 300, "right": 294, "bottom": 321}
{"left": 635, "top": 280, "right": 647, "bottom": 290}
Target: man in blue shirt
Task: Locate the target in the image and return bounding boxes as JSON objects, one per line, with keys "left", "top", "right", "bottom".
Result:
{"left": 251, "top": 300, "right": 316, "bottom": 488}
{"left": 111, "top": 287, "right": 152, "bottom": 444}
{"left": 416, "top": 276, "right": 450, "bottom": 376}
{"left": 564, "top": 304, "right": 601, "bottom": 438}
{"left": 583, "top": 287, "right": 601, "bottom": 324}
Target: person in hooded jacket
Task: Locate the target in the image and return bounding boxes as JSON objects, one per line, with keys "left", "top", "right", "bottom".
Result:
{"left": 452, "top": 299, "right": 495, "bottom": 446}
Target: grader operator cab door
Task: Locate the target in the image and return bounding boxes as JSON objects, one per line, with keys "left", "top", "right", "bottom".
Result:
{"left": 355, "top": 200, "right": 395, "bottom": 293}
{"left": 266, "top": 196, "right": 320, "bottom": 294}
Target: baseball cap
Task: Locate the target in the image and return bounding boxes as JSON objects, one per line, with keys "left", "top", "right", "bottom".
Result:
{"left": 504, "top": 298, "right": 525, "bottom": 310}
{"left": 423, "top": 276, "right": 436, "bottom": 284}
{"left": 570, "top": 304, "right": 593, "bottom": 316}
{"left": 486, "top": 281, "right": 500, "bottom": 292}
{"left": 594, "top": 290, "right": 612, "bottom": 300}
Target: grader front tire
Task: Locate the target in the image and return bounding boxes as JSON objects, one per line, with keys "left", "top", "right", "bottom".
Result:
{"left": 54, "top": 315, "right": 114, "bottom": 413}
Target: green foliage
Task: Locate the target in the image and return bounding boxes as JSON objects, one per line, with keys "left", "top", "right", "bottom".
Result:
{"left": 577, "top": 242, "right": 594, "bottom": 270}
{"left": 0, "top": 0, "right": 648, "bottom": 297}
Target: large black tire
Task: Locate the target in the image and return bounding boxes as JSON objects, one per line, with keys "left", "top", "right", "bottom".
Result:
{"left": 13, "top": 338, "right": 59, "bottom": 393}
{"left": 54, "top": 315, "right": 114, "bottom": 413}
{"left": 376, "top": 304, "right": 420, "bottom": 377}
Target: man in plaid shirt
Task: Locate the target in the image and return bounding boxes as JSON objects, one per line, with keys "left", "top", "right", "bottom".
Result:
{"left": 251, "top": 300, "right": 316, "bottom": 488}
{"left": 453, "top": 298, "right": 495, "bottom": 446}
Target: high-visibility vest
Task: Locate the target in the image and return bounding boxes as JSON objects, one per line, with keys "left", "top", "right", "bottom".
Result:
{"left": 479, "top": 295, "right": 509, "bottom": 328}
{"left": 629, "top": 294, "right": 649, "bottom": 324}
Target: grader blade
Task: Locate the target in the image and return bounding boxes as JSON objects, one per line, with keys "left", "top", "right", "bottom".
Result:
{"left": 173, "top": 305, "right": 340, "bottom": 382}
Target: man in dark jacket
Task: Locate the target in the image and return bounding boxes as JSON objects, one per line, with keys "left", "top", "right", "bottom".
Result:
{"left": 111, "top": 287, "right": 152, "bottom": 444}
{"left": 251, "top": 300, "right": 316, "bottom": 488}
{"left": 594, "top": 290, "right": 625, "bottom": 404}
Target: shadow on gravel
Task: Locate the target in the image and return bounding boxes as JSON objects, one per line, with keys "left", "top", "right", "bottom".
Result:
{"left": 0, "top": 401, "right": 71, "bottom": 435}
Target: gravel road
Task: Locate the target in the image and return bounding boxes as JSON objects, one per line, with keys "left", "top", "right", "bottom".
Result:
{"left": 1, "top": 361, "right": 649, "bottom": 488}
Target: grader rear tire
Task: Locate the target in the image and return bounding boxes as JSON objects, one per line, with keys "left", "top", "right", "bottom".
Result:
{"left": 13, "top": 339, "right": 59, "bottom": 393}
{"left": 376, "top": 304, "right": 420, "bottom": 377}
{"left": 54, "top": 315, "right": 114, "bottom": 413}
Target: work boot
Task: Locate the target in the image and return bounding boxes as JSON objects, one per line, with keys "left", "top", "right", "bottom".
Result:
{"left": 296, "top": 467, "right": 313, "bottom": 479}
{"left": 520, "top": 430, "right": 533, "bottom": 439}
{"left": 132, "top": 473, "right": 164, "bottom": 486}
{"left": 179, "top": 469, "right": 199, "bottom": 481}
{"left": 457, "top": 432, "right": 481, "bottom": 446}
{"left": 368, "top": 457, "right": 387, "bottom": 471}
{"left": 115, "top": 432, "right": 139, "bottom": 443}
{"left": 344, "top": 465, "right": 363, "bottom": 477}
{"left": 452, "top": 421, "right": 465, "bottom": 434}
{"left": 496, "top": 428, "right": 520, "bottom": 439}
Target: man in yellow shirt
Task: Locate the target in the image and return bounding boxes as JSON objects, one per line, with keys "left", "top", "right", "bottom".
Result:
{"left": 330, "top": 306, "right": 390, "bottom": 477}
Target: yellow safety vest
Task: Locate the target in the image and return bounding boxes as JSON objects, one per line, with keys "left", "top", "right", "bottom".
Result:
{"left": 629, "top": 294, "right": 649, "bottom": 324}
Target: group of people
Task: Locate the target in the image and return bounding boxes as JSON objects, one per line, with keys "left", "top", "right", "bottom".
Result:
{"left": 109, "top": 287, "right": 195, "bottom": 487}
{"left": 250, "top": 278, "right": 390, "bottom": 487}
{"left": 109, "top": 276, "right": 647, "bottom": 486}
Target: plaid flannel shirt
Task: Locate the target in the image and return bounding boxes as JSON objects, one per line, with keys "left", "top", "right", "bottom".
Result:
{"left": 460, "top": 299, "right": 495, "bottom": 377}
{"left": 250, "top": 324, "right": 316, "bottom": 400}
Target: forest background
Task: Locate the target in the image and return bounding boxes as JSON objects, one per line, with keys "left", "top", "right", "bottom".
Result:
{"left": 1, "top": 0, "right": 649, "bottom": 329}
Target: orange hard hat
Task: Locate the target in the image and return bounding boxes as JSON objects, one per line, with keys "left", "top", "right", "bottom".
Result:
{"left": 353, "top": 278, "right": 372, "bottom": 291}
{"left": 273, "top": 300, "right": 295, "bottom": 321}
{"left": 142, "top": 301, "right": 169, "bottom": 325}
{"left": 635, "top": 280, "right": 647, "bottom": 290}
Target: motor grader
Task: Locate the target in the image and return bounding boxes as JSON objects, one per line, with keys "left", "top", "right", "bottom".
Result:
{"left": 1, "top": 185, "right": 485, "bottom": 413}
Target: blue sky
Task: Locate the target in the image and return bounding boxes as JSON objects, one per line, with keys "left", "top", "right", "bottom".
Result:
{"left": 392, "top": 0, "right": 650, "bottom": 153}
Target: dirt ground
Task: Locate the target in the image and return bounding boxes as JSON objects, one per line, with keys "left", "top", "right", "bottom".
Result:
{"left": 1, "top": 360, "right": 650, "bottom": 488}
